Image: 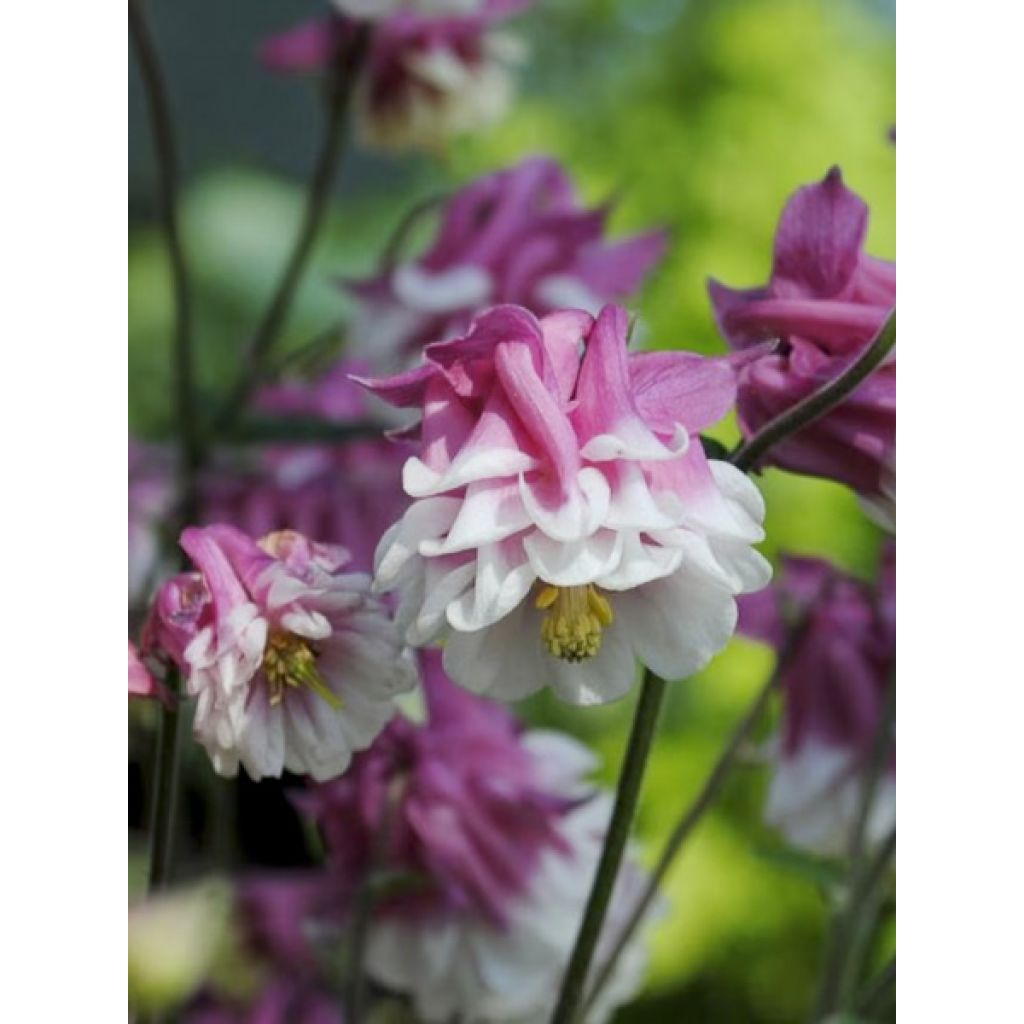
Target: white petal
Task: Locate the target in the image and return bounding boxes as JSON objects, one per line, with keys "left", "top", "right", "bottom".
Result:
{"left": 420, "top": 478, "right": 532, "bottom": 556}
{"left": 446, "top": 541, "right": 536, "bottom": 632}
{"left": 519, "top": 466, "right": 610, "bottom": 543}
{"left": 374, "top": 496, "right": 461, "bottom": 589}
{"left": 598, "top": 532, "right": 683, "bottom": 591}
{"left": 404, "top": 446, "right": 538, "bottom": 499}
{"left": 549, "top": 621, "right": 637, "bottom": 706}
{"left": 392, "top": 262, "right": 493, "bottom": 314}
{"left": 523, "top": 529, "right": 624, "bottom": 587}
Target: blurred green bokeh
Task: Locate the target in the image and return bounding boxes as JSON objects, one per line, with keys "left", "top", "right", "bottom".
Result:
{"left": 129, "top": 0, "right": 894, "bottom": 1019}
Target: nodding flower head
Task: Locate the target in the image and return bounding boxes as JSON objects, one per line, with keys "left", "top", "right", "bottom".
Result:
{"left": 359, "top": 302, "right": 771, "bottom": 705}
{"left": 709, "top": 167, "right": 895, "bottom": 524}
{"left": 147, "top": 525, "right": 417, "bottom": 782}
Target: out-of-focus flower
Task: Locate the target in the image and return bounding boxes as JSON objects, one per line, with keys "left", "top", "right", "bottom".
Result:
{"left": 128, "top": 640, "right": 169, "bottom": 704}
{"left": 185, "top": 875, "right": 342, "bottom": 1024}
{"left": 738, "top": 546, "right": 895, "bottom": 856}
{"left": 361, "top": 303, "right": 770, "bottom": 705}
{"left": 148, "top": 525, "right": 416, "bottom": 781}
{"left": 334, "top": 0, "right": 496, "bottom": 19}
{"left": 302, "top": 651, "right": 652, "bottom": 1022}
{"left": 709, "top": 167, "right": 895, "bottom": 520}
{"left": 261, "top": 2, "right": 533, "bottom": 153}
{"left": 129, "top": 879, "right": 235, "bottom": 1016}
{"left": 129, "top": 439, "right": 175, "bottom": 605}
{"left": 348, "top": 157, "right": 666, "bottom": 365}
{"left": 202, "top": 362, "right": 409, "bottom": 573}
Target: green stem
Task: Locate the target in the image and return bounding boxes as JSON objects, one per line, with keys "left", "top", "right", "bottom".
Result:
{"left": 584, "top": 659, "right": 782, "bottom": 1012}
{"left": 130, "top": 0, "right": 199, "bottom": 893}
{"left": 812, "top": 678, "right": 896, "bottom": 1019}
{"left": 549, "top": 671, "right": 667, "bottom": 1024}
{"left": 215, "top": 26, "right": 370, "bottom": 432}
{"left": 854, "top": 956, "right": 896, "bottom": 1018}
{"left": 147, "top": 671, "right": 184, "bottom": 890}
{"left": 730, "top": 310, "right": 896, "bottom": 473}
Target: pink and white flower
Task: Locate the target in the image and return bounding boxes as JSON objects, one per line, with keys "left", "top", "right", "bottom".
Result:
{"left": 302, "top": 651, "right": 652, "bottom": 1022}
{"left": 261, "top": 2, "right": 532, "bottom": 153}
{"left": 147, "top": 525, "right": 416, "bottom": 781}
{"left": 709, "top": 167, "right": 895, "bottom": 525}
{"left": 360, "top": 303, "right": 770, "bottom": 705}
{"left": 738, "top": 547, "right": 895, "bottom": 855}
{"left": 347, "top": 157, "right": 665, "bottom": 365}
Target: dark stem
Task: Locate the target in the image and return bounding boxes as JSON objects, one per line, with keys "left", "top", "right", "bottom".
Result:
{"left": 549, "top": 671, "right": 667, "bottom": 1024}
{"left": 730, "top": 310, "right": 896, "bottom": 473}
{"left": 147, "top": 671, "right": 184, "bottom": 890}
{"left": 584, "top": 661, "right": 781, "bottom": 1011}
{"left": 130, "top": 0, "right": 200, "bottom": 892}
{"left": 853, "top": 956, "right": 896, "bottom": 1018}
{"left": 215, "top": 26, "right": 370, "bottom": 432}
{"left": 812, "top": 677, "right": 896, "bottom": 1019}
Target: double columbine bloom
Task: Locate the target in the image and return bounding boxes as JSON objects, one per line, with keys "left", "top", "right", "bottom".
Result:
{"left": 262, "top": 1, "right": 532, "bottom": 153}
{"left": 302, "top": 652, "right": 650, "bottom": 1022}
{"left": 347, "top": 157, "right": 665, "bottom": 366}
{"left": 739, "top": 547, "right": 896, "bottom": 855}
{"left": 147, "top": 525, "right": 416, "bottom": 781}
{"left": 361, "top": 302, "right": 771, "bottom": 704}
{"left": 710, "top": 167, "right": 896, "bottom": 529}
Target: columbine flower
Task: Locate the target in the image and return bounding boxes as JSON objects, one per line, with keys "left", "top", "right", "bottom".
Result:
{"left": 261, "top": 3, "right": 532, "bottom": 153}
{"left": 360, "top": 303, "right": 770, "bottom": 705}
{"left": 302, "top": 651, "right": 652, "bottom": 1023}
{"left": 738, "top": 546, "right": 895, "bottom": 856}
{"left": 709, "top": 167, "right": 895, "bottom": 525}
{"left": 148, "top": 525, "right": 416, "bottom": 781}
{"left": 347, "top": 157, "right": 665, "bottom": 365}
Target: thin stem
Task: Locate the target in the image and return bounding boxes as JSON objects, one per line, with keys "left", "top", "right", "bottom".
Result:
{"left": 215, "top": 26, "right": 370, "bottom": 432}
{"left": 585, "top": 663, "right": 781, "bottom": 1011}
{"left": 730, "top": 310, "right": 896, "bottom": 473}
{"left": 549, "top": 671, "right": 667, "bottom": 1024}
{"left": 130, "top": 0, "right": 199, "bottom": 893}
{"left": 812, "top": 677, "right": 896, "bottom": 1019}
{"left": 147, "top": 670, "right": 184, "bottom": 890}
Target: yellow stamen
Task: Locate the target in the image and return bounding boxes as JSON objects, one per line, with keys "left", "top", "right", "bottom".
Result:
{"left": 263, "top": 630, "right": 342, "bottom": 709}
{"left": 535, "top": 585, "right": 614, "bottom": 663}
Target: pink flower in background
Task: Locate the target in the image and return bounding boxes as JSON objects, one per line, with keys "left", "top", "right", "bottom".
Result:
{"left": 262, "top": 2, "right": 533, "bottom": 153}
{"left": 362, "top": 303, "right": 770, "bottom": 705}
{"left": 129, "top": 440, "right": 175, "bottom": 605}
{"left": 738, "top": 546, "right": 895, "bottom": 855}
{"left": 149, "top": 525, "right": 416, "bottom": 781}
{"left": 348, "top": 157, "right": 666, "bottom": 365}
{"left": 128, "top": 641, "right": 169, "bottom": 704}
{"left": 202, "top": 363, "right": 409, "bottom": 573}
{"left": 301, "top": 651, "right": 651, "bottom": 1022}
{"left": 709, "top": 167, "right": 895, "bottom": 524}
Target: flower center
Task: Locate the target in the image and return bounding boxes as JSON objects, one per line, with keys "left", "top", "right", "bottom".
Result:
{"left": 535, "top": 585, "right": 614, "bottom": 663}
{"left": 262, "top": 630, "right": 342, "bottom": 709}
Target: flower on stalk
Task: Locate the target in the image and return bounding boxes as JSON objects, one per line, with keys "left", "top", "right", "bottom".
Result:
{"left": 302, "top": 651, "right": 652, "bottom": 1022}
{"left": 347, "top": 157, "right": 666, "bottom": 366}
{"left": 360, "top": 303, "right": 770, "bottom": 705}
{"left": 738, "top": 546, "right": 895, "bottom": 856}
{"left": 147, "top": 525, "right": 416, "bottom": 781}
{"left": 261, "top": 2, "right": 532, "bottom": 153}
{"left": 709, "top": 167, "right": 895, "bottom": 528}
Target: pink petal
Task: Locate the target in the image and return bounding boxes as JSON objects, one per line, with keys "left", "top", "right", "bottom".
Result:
{"left": 629, "top": 350, "right": 738, "bottom": 434}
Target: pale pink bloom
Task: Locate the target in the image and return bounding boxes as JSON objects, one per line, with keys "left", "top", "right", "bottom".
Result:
{"left": 739, "top": 546, "right": 895, "bottom": 855}
{"left": 149, "top": 526, "right": 416, "bottom": 781}
{"left": 709, "top": 167, "right": 895, "bottom": 517}
{"left": 262, "top": 3, "right": 532, "bottom": 153}
{"left": 347, "top": 157, "right": 665, "bottom": 366}
{"left": 361, "top": 303, "right": 770, "bottom": 705}
{"left": 303, "top": 652, "right": 652, "bottom": 1022}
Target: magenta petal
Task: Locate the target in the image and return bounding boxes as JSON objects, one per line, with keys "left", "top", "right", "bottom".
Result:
{"left": 708, "top": 278, "right": 772, "bottom": 349}
{"left": 494, "top": 339, "right": 580, "bottom": 490}
{"left": 772, "top": 166, "right": 869, "bottom": 299}
{"left": 629, "top": 350, "right": 737, "bottom": 434}
{"left": 575, "top": 229, "right": 668, "bottom": 297}
{"left": 350, "top": 363, "right": 440, "bottom": 409}
{"left": 539, "top": 309, "right": 592, "bottom": 404}
{"left": 259, "top": 18, "right": 343, "bottom": 75}
{"left": 180, "top": 526, "right": 254, "bottom": 620}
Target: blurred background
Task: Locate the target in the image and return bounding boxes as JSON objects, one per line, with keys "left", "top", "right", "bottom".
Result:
{"left": 129, "top": 1, "right": 895, "bottom": 1019}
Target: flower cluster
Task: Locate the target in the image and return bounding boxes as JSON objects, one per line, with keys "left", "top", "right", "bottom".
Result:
{"left": 363, "top": 302, "right": 771, "bottom": 703}
{"left": 739, "top": 545, "right": 895, "bottom": 855}
{"left": 710, "top": 167, "right": 896, "bottom": 528}
{"left": 146, "top": 525, "right": 416, "bottom": 781}
{"left": 347, "top": 156, "right": 666, "bottom": 366}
